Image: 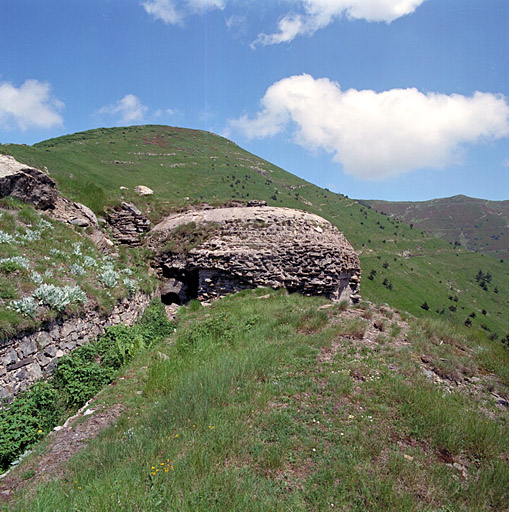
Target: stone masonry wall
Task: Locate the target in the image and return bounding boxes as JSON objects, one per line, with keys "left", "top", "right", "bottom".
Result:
{"left": 0, "top": 292, "right": 152, "bottom": 401}
{"left": 153, "top": 206, "right": 361, "bottom": 304}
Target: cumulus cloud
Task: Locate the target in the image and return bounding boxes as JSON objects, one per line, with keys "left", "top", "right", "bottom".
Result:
{"left": 0, "top": 79, "right": 64, "bottom": 131}
{"left": 252, "top": 0, "right": 428, "bottom": 47}
{"left": 141, "top": 0, "right": 225, "bottom": 25}
{"left": 96, "top": 94, "right": 148, "bottom": 124}
{"left": 228, "top": 74, "right": 509, "bottom": 180}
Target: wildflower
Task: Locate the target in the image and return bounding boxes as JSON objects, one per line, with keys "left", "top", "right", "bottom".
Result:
{"left": 208, "top": 425, "right": 215, "bottom": 429}
{"left": 37, "top": 429, "right": 43, "bottom": 434}
{"left": 174, "top": 434, "right": 179, "bottom": 438}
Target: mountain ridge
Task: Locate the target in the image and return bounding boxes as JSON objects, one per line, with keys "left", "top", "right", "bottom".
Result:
{"left": 361, "top": 194, "right": 509, "bottom": 259}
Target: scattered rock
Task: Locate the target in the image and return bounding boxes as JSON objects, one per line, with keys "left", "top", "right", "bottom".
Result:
{"left": 134, "top": 185, "right": 154, "bottom": 196}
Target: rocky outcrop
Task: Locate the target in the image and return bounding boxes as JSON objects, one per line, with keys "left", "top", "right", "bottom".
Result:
{"left": 106, "top": 202, "right": 151, "bottom": 245}
{"left": 0, "top": 155, "right": 57, "bottom": 209}
{"left": 152, "top": 206, "right": 361, "bottom": 304}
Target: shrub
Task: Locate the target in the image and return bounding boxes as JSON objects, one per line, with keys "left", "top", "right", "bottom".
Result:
{"left": 0, "top": 382, "right": 63, "bottom": 470}
{"left": 99, "top": 269, "right": 120, "bottom": 288}
{"left": 0, "top": 256, "right": 30, "bottom": 273}
{"left": 53, "top": 349, "right": 114, "bottom": 407}
{"left": 70, "top": 263, "right": 86, "bottom": 276}
{"left": 0, "top": 230, "right": 15, "bottom": 244}
{"left": 33, "top": 284, "right": 87, "bottom": 311}
{"left": 9, "top": 297, "right": 37, "bottom": 317}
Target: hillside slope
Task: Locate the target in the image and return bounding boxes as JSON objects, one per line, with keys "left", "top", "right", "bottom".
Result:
{"left": 2, "top": 291, "right": 508, "bottom": 511}
{"left": 1, "top": 125, "right": 507, "bottom": 341}
{"left": 362, "top": 195, "right": 509, "bottom": 259}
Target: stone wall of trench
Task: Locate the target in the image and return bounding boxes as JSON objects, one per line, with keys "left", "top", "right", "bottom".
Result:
{"left": 0, "top": 292, "right": 152, "bottom": 401}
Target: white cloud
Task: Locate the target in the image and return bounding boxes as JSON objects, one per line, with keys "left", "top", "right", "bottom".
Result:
{"left": 0, "top": 79, "right": 64, "bottom": 131}
{"left": 228, "top": 74, "right": 509, "bottom": 180}
{"left": 141, "top": 0, "right": 183, "bottom": 24}
{"left": 97, "top": 94, "right": 148, "bottom": 124}
{"left": 141, "top": 0, "right": 225, "bottom": 25}
{"left": 252, "top": 0, "right": 428, "bottom": 47}
{"left": 188, "top": 0, "right": 225, "bottom": 13}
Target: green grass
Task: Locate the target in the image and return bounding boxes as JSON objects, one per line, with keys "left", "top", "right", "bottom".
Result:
{"left": 2, "top": 125, "right": 506, "bottom": 342}
{"left": 5, "top": 290, "right": 507, "bottom": 511}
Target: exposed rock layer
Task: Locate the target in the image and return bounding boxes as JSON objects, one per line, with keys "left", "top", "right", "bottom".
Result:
{"left": 0, "top": 155, "right": 57, "bottom": 209}
{"left": 152, "top": 206, "right": 361, "bottom": 304}
{"left": 107, "top": 202, "right": 151, "bottom": 245}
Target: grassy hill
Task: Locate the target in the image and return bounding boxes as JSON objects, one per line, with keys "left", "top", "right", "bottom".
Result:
{"left": 362, "top": 195, "right": 509, "bottom": 259}
{"left": 2, "top": 291, "right": 507, "bottom": 511}
{"left": 1, "top": 125, "right": 507, "bottom": 342}
{"left": 0, "top": 125, "right": 507, "bottom": 510}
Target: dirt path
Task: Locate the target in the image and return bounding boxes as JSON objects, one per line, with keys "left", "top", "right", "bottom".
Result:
{"left": 0, "top": 402, "right": 125, "bottom": 505}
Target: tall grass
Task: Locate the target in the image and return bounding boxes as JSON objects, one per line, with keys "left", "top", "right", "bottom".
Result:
{"left": 5, "top": 291, "right": 507, "bottom": 511}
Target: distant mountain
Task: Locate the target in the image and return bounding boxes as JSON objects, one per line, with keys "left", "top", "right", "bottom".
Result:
{"left": 361, "top": 195, "right": 509, "bottom": 259}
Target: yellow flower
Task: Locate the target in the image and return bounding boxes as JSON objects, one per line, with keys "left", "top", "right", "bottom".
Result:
{"left": 37, "top": 429, "right": 43, "bottom": 434}
{"left": 151, "top": 466, "right": 155, "bottom": 469}
{"left": 151, "top": 472, "right": 156, "bottom": 476}
{"left": 170, "top": 465, "right": 174, "bottom": 471}
{"left": 160, "top": 463, "right": 165, "bottom": 466}
{"left": 78, "top": 487, "right": 82, "bottom": 490}
{"left": 175, "top": 434, "right": 179, "bottom": 438}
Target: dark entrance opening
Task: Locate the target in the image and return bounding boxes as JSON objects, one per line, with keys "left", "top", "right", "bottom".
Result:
{"left": 160, "top": 267, "right": 200, "bottom": 305}
{"left": 161, "top": 292, "right": 181, "bottom": 306}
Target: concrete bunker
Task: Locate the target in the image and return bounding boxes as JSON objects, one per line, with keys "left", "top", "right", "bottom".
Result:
{"left": 152, "top": 205, "right": 361, "bottom": 304}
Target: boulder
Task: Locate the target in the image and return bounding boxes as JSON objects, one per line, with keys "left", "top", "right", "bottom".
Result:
{"left": 134, "top": 185, "right": 154, "bottom": 196}
{"left": 0, "top": 154, "right": 57, "bottom": 209}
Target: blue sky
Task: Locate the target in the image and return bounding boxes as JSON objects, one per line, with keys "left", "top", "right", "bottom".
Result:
{"left": 1, "top": 0, "right": 508, "bottom": 201}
